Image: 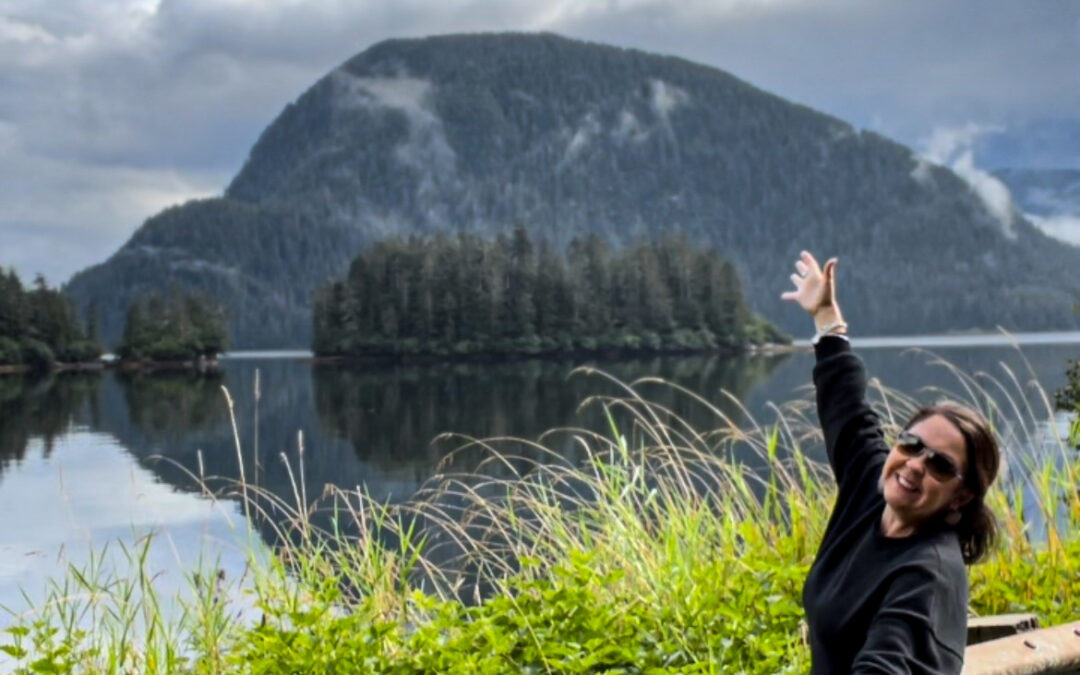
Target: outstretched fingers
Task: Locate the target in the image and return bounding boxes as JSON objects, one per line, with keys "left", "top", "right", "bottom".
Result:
{"left": 781, "top": 276, "right": 802, "bottom": 300}
{"left": 822, "top": 257, "right": 837, "bottom": 283}
{"left": 781, "top": 251, "right": 833, "bottom": 304}
{"left": 800, "top": 250, "right": 823, "bottom": 276}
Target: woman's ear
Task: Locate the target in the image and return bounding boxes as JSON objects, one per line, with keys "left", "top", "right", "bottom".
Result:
{"left": 950, "top": 487, "right": 974, "bottom": 511}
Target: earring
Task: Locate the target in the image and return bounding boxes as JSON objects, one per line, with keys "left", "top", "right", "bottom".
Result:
{"left": 944, "top": 509, "right": 961, "bottom": 526}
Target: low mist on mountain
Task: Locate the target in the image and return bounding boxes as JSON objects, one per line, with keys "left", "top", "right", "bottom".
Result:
{"left": 64, "top": 33, "right": 1080, "bottom": 348}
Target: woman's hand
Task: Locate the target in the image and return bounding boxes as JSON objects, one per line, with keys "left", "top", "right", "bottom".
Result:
{"left": 781, "top": 251, "right": 842, "bottom": 327}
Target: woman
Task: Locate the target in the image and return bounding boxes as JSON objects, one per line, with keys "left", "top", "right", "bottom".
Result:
{"left": 782, "top": 251, "right": 1000, "bottom": 674}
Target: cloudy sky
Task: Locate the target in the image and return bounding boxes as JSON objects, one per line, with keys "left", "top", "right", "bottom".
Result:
{"left": 2, "top": 0, "right": 1079, "bottom": 285}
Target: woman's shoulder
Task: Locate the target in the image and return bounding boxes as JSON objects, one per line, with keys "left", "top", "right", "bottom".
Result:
{"left": 893, "top": 528, "right": 967, "bottom": 584}
{"left": 911, "top": 531, "right": 969, "bottom": 652}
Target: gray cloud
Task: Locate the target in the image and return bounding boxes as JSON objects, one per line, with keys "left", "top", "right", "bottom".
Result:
{"left": 1, "top": 0, "right": 1078, "bottom": 284}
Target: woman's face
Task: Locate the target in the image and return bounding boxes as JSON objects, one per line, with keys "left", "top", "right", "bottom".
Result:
{"left": 880, "top": 414, "right": 972, "bottom": 526}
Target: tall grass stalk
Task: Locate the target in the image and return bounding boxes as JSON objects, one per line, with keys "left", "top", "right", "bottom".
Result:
{"left": 2, "top": 353, "right": 1079, "bottom": 673}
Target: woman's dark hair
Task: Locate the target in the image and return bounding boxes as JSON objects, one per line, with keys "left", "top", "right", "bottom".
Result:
{"left": 905, "top": 402, "right": 1000, "bottom": 565}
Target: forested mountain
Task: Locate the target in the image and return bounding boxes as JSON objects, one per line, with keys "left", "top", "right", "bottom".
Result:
{"left": 65, "top": 33, "right": 1080, "bottom": 348}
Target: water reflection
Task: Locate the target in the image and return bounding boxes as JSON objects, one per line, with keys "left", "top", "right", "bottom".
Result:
{"left": 0, "top": 341, "right": 1076, "bottom": 565}
{"left": 0, "top": 373, "right": 101, "bottom": 482}
{"left": 311, "top": 354, "right": 790, "bottom": 476}
{"left": 0, "top": 354, "right": 792, "bottom": 552}
{"left": 118, "top": 371, "right": 228, "bottom": 442}
{"left": 0, "top": 430, "right": 252, "bottom": 629}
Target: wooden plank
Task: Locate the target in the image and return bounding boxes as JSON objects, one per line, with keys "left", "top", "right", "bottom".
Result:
{"left": 969, "top": 614, "right": 1040, "bottom": 645}
{"left": 963, "top": 621, "right": 1080, "bottom": 675}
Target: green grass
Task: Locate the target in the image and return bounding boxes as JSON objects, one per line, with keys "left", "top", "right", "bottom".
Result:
{"left": 3, "top": 354, "right": 1079, "bottom": 674}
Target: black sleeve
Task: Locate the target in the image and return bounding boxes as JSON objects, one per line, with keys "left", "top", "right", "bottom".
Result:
{"left": 812, "top": 335, "right": 889, "bottom": 487}
{"left": 850, "top": 567, "right": 966, "bottom": 674}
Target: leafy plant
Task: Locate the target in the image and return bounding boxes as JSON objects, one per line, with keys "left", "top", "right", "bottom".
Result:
{"left": 4, "top": 355, "right": 1080, "bottom": 673}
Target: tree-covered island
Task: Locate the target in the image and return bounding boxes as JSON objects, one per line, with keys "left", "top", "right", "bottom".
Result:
{"left": 115, "top": 288, "right": 229, "bottom": 368}
{"left": 313, "top": 228, "right": 788, "bottom": 360}
{"left": 0, "top": 270, "right": 102, "bottom": 372}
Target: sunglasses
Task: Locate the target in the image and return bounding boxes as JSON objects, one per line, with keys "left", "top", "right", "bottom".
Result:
{"left": 895, "top": 430, "right": 963, "bottom": 482}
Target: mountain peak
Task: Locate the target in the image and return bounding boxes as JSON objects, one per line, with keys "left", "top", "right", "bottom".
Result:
{"left": 66, "top": 32, "right": 1080, "bottom": 348}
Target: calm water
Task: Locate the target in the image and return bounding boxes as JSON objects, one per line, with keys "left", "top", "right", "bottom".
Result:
{"left": 1, "top": 334, "right": 1078, "bottom": 619}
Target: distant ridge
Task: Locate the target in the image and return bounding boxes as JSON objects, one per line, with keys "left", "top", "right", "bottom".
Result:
{"left": 65, "top": 32, "right": 1080, "bottom": 348}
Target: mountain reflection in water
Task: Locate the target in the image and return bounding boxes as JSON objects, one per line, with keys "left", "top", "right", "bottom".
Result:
{"left": 0, "top": 339, "right": 1077, "bottom": 580}
{"left": 0, "top": 353, "right": 789, "bottom": 551}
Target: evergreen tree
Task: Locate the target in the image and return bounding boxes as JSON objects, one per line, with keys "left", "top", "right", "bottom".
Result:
{"left": 0, "top": 270, "right": 27, "bottom": 340}
{"left": 117, "top": 290, "right": 229, "bottom": 361}
{"left": 0, "top": 271, "right": 99, "bottom": 366}
{"left": 311, "top": 229, "right": 786, "bottom": 358}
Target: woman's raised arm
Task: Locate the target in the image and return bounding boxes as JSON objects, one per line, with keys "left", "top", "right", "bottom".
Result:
{"left": 782, "top": 251, "right": 887, "bottom": 486}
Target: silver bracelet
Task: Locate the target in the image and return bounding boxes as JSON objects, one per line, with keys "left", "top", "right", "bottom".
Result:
{"left": 812, "top": 320, "right": 849, "bottom": 345}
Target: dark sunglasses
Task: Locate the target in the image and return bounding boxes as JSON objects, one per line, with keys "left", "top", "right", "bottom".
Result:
{"left": 895, "top": 430, "right": 963, "bottom": 482}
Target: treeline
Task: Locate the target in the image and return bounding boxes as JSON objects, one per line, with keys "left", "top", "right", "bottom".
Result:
{"left": 117, "top": 289, "right": 228, "bottom": 361}
{"left": 0, "top": 271, "right": 101, "bottom": 368}
{"left": 0, "top": 268, "right": 229, "bottom": 369}
{"left": 313, "top": 228, "right": 787, "bottom": 358}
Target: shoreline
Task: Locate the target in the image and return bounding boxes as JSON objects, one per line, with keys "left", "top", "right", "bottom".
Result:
{"left": 303, "top": 341, "right": 797, "bottom": 368}
{"left": 0, "top": 357, "right": 221, "bottom": 376}
{"left": 5, "top": 328, "right": 1079, "bottom": 374}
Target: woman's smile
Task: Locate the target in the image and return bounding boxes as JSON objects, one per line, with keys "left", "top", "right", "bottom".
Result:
{"left": 895, "top": 472, "right": 920, "bottom": 494}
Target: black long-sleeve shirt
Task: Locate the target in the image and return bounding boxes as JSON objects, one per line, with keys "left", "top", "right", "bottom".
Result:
{"left": 802, "top": 336, "right": 967, "bottom": 674}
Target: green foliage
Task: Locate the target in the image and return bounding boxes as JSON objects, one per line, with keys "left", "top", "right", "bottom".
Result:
{"left": 1054, "top": 301, "right": 1080, "bottom": 448}
{"left": 313, "top": 228, "right": 787, "bottom": 358}
{"left": 1055, "top": 358, "right": 1080, "bottom": 412}
{"left": 19, "top": 338, "right": 55, "bottom": 372}
{"left": 117, "top": 288, "right": 229, "bottom": 362}
{"left": 0, "top": 336, "right": 22, "bottom": 365}
{"left": 0, "top": 270, "right": 101, "bottom": 367}
{"left": 970, "top": 537, "right": 1080, "bottom": 625}
{"left": 1057, "top": 358, "right": 1080, "bottom": 449}
{"left": 228, "top": 549, "right": 807, "bottom": 674}
{"left": 5, "top": 364, "right": 1080, "bottom": 674}
{"left": 0, "top": 536, "right": 217, "bottom": 675}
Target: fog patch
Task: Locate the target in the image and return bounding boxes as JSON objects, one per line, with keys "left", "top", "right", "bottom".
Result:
{"left": 648, "top": 79, "right": 688, "bottom": 162}
{"left": 910, "top": 157, "right": 935, "bottom": 186}
{"left": 612, "top": 109, "right": 650, "bottom": 143}
{"left": 560, "top": 112, "right": 602, "bottom": 168}
{"left": 649, "top": 78, "right": 689, "bottom": 119}
{"left": 1025, "top": 214, "right": 1080, "bottom": 246}
{"left": 334, "top": 72, "right": 432, "bottom": 117}
{"left": 920, "top": 124, "right": 1016, "bottom": 238}
{"left": 333, "top": 71, "right": 457, "bottom": 176}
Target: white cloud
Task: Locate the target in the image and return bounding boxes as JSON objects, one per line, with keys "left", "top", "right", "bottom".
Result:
{"left": 1026, "top": 214, "right": 1080, "bottom": 246}
{"left": 0, "top": 0, "right": 1078, "bottom": 284}
{"left": 0, "top": 14, "right": 57, "bottom": 43}
{"left": 920, "top": 124, "right": 1017, "bottom": 237}
{"left": 0, "top": 121, "right": 224, "bottom": 283}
